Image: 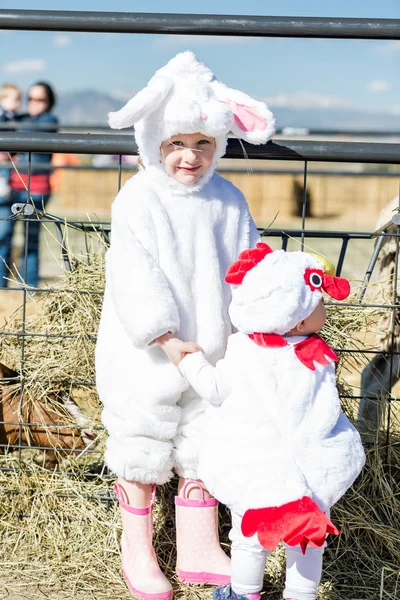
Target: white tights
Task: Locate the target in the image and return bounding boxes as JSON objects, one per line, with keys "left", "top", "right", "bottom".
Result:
{"left": 230, "top": 512, "right": 324, "bottom": 600}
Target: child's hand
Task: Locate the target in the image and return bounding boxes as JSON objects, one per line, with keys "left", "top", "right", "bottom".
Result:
{"left": 156, "top": 333, "right": 201, "bottom": 367}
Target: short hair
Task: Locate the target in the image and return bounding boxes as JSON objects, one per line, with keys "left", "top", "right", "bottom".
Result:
{"left": 30, "top": 81, "right": 56, "bottom": 111}
{"left": 0, "top": 83, "right": 21, "bottom": 100}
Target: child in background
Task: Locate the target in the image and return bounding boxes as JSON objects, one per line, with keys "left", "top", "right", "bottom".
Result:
{"left": 0, "top": 84, "right": 21, "bottom": 199}
{"left": 0, "top": 83, "right": 21, "bottom": 122}
{"left": 173, "top": 243, "right": 365, "bottom": 600}
{"left": 95, "top": 51, "right": 276, "bottom": 599}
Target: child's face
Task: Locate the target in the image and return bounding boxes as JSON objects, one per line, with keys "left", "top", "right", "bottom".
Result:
{"left": 160, "top": 133, "right": 216, "bottom": 185}
{"left": 1, "top": 90, "right": 21, "bottom": 113}
{"left": 297, "top": 298, "right": 326, "bottom": 336}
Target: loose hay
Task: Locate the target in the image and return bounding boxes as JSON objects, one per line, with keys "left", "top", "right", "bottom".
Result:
{"left": 1, "top": 444, "right": 399, "bottom": 600}
{"left": 0, "top": 243, "right": 399, "bottom": 599}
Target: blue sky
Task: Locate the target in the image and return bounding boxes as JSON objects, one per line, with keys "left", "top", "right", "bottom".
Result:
{"left": 1, "top": 1, "right": 399, "bottom": 117}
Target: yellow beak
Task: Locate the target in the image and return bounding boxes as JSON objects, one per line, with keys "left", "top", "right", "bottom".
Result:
{"left": 306, "top": 252, "right": 336, "bottom": 276}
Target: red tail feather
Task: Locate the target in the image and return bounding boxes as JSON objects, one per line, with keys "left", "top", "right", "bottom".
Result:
{"left": 242, "top": 496, "right": 339, "bottom": 554}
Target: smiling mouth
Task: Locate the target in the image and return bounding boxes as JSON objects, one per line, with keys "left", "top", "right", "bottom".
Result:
{"left": 179, "top": 166, "right": 200, "bottom": 172}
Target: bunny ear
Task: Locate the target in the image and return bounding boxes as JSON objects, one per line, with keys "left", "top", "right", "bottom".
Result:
{"left": 211, "top": 80, "right": 276, "bottom": 144}
{"left": 108, "top": 73, "right": 173, "bottom": 129}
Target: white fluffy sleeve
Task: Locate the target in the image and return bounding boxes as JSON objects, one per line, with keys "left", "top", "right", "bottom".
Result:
{"left": 179, "top": 352, "right": 231, "bottom": 406}
{"left": 106, "top": 211, "right": 180, "bottom": 350}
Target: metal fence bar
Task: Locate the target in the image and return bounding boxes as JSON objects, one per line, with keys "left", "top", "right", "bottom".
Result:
{"left": 0, "top": 420, "right": 102, "bottom": 429}
{"left": 117, "top": 154, "right": 122, "bottom": 192}
{"left": 386, "top": 206, "right": 400, "bottom": 452}
{"left": 1, "top": 163, "right": 400, "bottom": 178}
{"left": 2, "top": 122, "right": 400, "bottom": 137}
{"left": 16, "top": 152, "right": 31, "bottom": 462}
{"left": 54, "top": 222, "right": 72, "bottom": 272}
{"left": 1, "top": 133, "right": 400, "bottom": 163}
{"left": 300, "top": 160, "right": 308, "bottom": 250}
{"left": 1, "top": 10, "right": 399, "bottom": 39}
{"left": 336, "top": 238, "right": 349, "bottom": 277}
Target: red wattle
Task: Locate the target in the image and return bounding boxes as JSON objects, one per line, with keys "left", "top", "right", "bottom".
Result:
{"left": 294, "top": 334, "right": 338, "bottom": 371}
{"left": 322, "top": 274, "right": 350, "bottom": 300}
{"left": 248, "top": 333, "right": 288, "bottom": 348}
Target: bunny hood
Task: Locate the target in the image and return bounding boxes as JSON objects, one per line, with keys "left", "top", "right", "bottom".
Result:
{"left": 108, "top": 51, "right": 275, "bottom": 192}
{"left": 226, "top": 243, "right": 351, "bottom": 336}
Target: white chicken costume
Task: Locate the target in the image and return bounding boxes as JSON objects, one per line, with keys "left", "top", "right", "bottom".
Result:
{"left": 179, "top": 243, "right": 365, "bottom": 598}
{"left": 95, "top": 51, "right": 275, "bottom": 485}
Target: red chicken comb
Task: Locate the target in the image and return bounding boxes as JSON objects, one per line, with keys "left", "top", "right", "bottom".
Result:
{"left": 225, "top": 242, "right": 273, "bottom": 285}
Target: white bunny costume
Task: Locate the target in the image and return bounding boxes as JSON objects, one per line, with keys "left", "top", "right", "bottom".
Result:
{"left": 179, "top": 243, "right": 365, "bottom": 598}
{"left": 95, "top": 51, "right": 276, "bottom": 484}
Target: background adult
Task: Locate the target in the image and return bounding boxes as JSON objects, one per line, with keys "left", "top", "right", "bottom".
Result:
{"left": 0, "top": 81, "right": 58, "bottom": 288}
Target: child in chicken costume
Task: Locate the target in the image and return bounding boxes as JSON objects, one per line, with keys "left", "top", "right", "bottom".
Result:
{"left": 178, "top": 243, "right": 365, "bottom": 600}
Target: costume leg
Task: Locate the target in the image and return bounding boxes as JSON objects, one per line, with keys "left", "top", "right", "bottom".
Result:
{"left": 173, "top": 387, "right": 208, "bottom": 480}
{"left": 229, "top": 510, "right": 267, "bottom": 596}
{"left": 99, "top": 341, "right": 184, "bottom": 484}
{"left": 114, "top": 480, "right": 172, "bottom": 600}
{"left": 283, "top": 545, "right": 324, "bottom": 600}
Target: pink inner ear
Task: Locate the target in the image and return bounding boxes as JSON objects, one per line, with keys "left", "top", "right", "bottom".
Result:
{"left": 226, "top": 99, "right": 268, "bottom": 133}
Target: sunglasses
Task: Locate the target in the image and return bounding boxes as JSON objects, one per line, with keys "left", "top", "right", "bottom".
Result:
{"left": 28, "top": 97, "right": 47, "bottom": 103}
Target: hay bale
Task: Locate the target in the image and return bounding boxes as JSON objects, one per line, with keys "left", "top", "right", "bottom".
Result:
{"left": 0, "top": 253, "right": 105, "bottom": 428}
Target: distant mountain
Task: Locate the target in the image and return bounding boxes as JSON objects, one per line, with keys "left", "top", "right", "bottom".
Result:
{"left": 55, "top": 89, "right": 400, "bottom": 132}
{"left": 272, "top": 106, "right": 400, "bottom": 132}
{"left": 56, "top": 90, "right": 122, "bottom": 126}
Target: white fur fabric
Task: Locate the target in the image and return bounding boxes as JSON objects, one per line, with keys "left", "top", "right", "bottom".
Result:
{"left": 180, "top": 333, "right": 365, "bottom": 514}
{"left": 108, "top": 51, "right": 275, "bottom": 187}
{"left": 96, "top": 169, "right": 260, "bottom": 482}
{"left": 229, "top": 250, "right": 325, "bottom": 335}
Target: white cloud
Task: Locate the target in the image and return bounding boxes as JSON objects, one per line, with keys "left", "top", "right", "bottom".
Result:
{"left": 367, "top": 80, "right": 392, "bottom": 93}
{"left": 263, "top": 91, "right": 354, "bottom": 110}
{"left": 53, "top": 34, "right": 71, "bottom": 47}
{"left": 375, "top": 41, "right": 400, "bottom": 56}
{"left": 2, "top": 59, "right": 46, "bottom": 74}
{"left": 392, "top": 105, "right": 400, "bottom": 116}
{"left": 153, "top": 34, "right": 261, "bottom": 49}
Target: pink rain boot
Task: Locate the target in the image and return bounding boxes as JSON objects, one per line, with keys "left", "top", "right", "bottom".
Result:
{"left": 114, "top": 482, "right": 173, "bottom": 600}
{"left": 175, "top": 479, "right": 231, "bottom": 585}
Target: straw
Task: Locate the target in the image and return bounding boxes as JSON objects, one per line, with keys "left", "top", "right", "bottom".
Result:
{"left": 0, "top": 243, "right": 398, "bottom": 599}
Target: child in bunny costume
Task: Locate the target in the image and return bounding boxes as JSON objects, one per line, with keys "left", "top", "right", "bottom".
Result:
{"left": 176, "top": 243, "right": 365, "bottom": 600}
{"left": 95, "top": 51, "right": 276, "bottom": 599}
